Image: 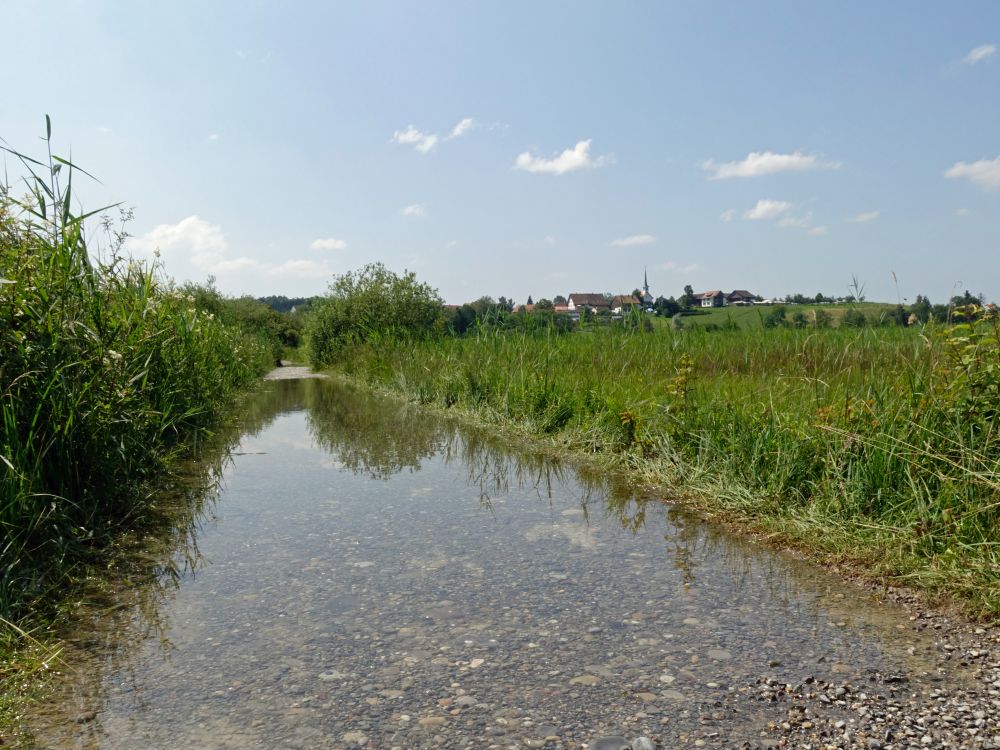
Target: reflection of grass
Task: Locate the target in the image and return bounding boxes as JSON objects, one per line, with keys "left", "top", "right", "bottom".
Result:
{"left": 329, "top": 317, "right": 1000, "bottom": 616}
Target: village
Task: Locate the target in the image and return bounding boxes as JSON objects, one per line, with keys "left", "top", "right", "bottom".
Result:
{"left": 505, "top": 272, "right": 760, "bottom": 319}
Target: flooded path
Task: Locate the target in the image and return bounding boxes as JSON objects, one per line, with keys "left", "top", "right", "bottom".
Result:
{"left": 29, "top": 377, "right": 998, "bottom": 749}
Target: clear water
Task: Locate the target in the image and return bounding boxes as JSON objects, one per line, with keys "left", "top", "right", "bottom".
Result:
{"left": 31, "top": 376, "right": 948, "bottom": 749}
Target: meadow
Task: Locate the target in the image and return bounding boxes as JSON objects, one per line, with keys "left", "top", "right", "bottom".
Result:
{"left": 320, "top": 313, "right": 1000, "bottom": 615}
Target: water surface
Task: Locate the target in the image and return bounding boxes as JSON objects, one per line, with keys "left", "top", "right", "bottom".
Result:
{"left": 34, "top": 377, "right": 949, "bottom": 749}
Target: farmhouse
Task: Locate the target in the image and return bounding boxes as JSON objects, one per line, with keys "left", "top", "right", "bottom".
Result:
{"left": 567, "top": 293, "right": 610, "bottom": 313}
{"left": 610, "top": 295, "right": 641, "bottom": 314}
{"left": 727, "top": 290, "right": 756, "bottom": 305}
{"left": 698, "top": 290, "right": 727, "bottom": 308}
{"left": 698, "top": 289, "right": 757, "bottom": 308}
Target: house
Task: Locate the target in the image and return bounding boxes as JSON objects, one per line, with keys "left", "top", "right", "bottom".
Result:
{"left": 512, "top": 303, "right": 536, "bottom": 313}
{"left": 567, "top": 293, "right": 610, "bottom": 313}
{"left": 698, "top": 290, "right": 727, "bottom": 308}
{"left": 611, "top": 295, "right": 641, "bottom": 314}
{"left": 726, "top": 290, "right": 756, "bottom": 305}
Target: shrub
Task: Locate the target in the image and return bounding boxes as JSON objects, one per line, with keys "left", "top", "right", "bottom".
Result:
{"left": 305, "top": 263, "right": 444, "bottom": 366}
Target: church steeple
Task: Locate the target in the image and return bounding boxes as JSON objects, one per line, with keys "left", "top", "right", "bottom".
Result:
{"left": 643, "top": 267, "right": 649, "bottom": 296}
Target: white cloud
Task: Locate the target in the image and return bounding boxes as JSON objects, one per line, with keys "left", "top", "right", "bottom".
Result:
{"left": 514, "top": 139, "right": 612, "bottom": 175}
{"left": 964, "top": 44, "right": 997, "bottom": 65}
{"left": 129, "top": 215, "right": 228, "bottom": 268}
{"left": 392, "top": 117, "right": 475, "bottom": 153}
{"left": 807, "top": 226, "right": 829, "bottom": 236}
{"left": 744, "top": 199, "right": 793, "bottom": 220}
{"left": 847, "top": 210, "right": 881, "bottom": 223}
{"left": 401, "top": 203, "right": 426, "bottom": 217}
{"left": 310, "top": 237, "right": 347, "bottom": 251}
{"left": 944, "top": 156, "right": 1000, "bottom": 189}
{"left": 719, "top": 209, "right": 737, "bottom": 222}
{"left": 544, "top": 235, "right": 557, "bottom": 246}
{"left": 610, "top": 233, "right": 655, "bottom": 247}
{"left": 702, "top": 151, "right": 841, "bottom": 179}
{"left": 657, "top": 261, "right": 701, "bottom": 274}
{"left": 449, "top": 117, "right": 475, "bottom": 138}
{"left": 207, "top": 133, "right": 220, "bottom": 142}
{"left": 447, "top": 239, "right": 459, "bottom": 248}
{"left": 392, "top": 125, "right": 439, "bottom": 153}
{"left": 956, "top": 207, "right": 971, "bottom": 217}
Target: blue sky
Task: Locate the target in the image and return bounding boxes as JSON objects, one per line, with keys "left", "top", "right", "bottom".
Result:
{"left": 3, "top": 1, "right": 999, "bottom": 304}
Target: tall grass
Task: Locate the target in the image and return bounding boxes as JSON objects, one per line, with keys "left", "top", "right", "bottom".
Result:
{"left": 325, "top": 317, "right": 1000, "bottom": 613}
{"left": 0, "top": 122, "right": 272, "bottom": 624}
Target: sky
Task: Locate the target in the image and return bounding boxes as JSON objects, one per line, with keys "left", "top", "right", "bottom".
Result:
{"left": 2, "top": 1, "right": 999, "bottom": 304}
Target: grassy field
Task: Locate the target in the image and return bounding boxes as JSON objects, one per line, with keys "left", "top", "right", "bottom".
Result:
{"left": 323, "top": 318, "right": 1000, "bottom": 616}
{"left": 680, "top": 302, "right": 898, "bottom": 329}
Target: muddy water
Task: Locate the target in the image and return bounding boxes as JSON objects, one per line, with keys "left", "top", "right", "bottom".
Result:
{"left": 32, "top": 376, "right": 952, "bottom": 749}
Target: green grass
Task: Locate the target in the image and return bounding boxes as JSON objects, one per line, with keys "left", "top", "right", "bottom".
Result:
{"left": 0, "top": 123, "right": 273, "bottom": 738}
{"left": 681, "top": 302, "right": 897, "bottom": 329}
{"left": 320, "top": 317, "right": 1000, "bottom": 616}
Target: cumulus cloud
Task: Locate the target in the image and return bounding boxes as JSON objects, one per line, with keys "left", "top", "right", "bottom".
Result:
{"left": 401, "top": 203, "right": 426, "bottom": 217}
{"left": 744, "top": 199, "right": 793, "bottom": 221}
{"left": 129, "top": 215, "right": 333, "bottom": 280}
{"left": 719, "top": 209, "right": 737, "bottom": 222}
{"left": 944, "top": 156, "right": 1000, "bottom": 189}
{"left": 610, "top": 234, "right": 656, "bottom": 247}
{"left": 129, "top": 215, "right": 228, "bottom": 268}
{"left": 964, "top": 44, "right": 997, "bottom": 65}
{"left": 702, "top": 151, "right": 841, "bottom": 179}
{"left": 310, "top": 237, "right": 347, "bottom": 251}
{"left": 392, "top": 117, "right": 476, "bottom": 153}
{"left": 392, "top": 126, "right": 439, "bottom": 154}
{"left": 848, "top": 211, "right": 881, "bottom": 223}
{"left": 514, "top": 139, "right": 612, "bottom": 175}
{"left": 449, "top": 118, "right": 475, "bottom": 138}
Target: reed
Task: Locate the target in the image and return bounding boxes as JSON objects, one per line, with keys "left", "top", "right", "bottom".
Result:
{"left": 327, "top": 315, "right": 1000, "bottom": 614}
{"left": 0, "top": 121, "right": 273, "bottom": 625}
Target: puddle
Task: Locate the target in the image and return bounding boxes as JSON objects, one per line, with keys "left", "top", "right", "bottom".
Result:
{"left": 28, "top": 377, "right": 961, "bottom": 749}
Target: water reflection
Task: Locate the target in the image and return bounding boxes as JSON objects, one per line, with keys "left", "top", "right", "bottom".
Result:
{"left": 28, "top": 375, "right": 950, "bottom": 749}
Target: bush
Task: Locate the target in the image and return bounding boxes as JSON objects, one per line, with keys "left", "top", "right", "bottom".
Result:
{"left": 305, "top": 263, "right": 444, "bottom": 365}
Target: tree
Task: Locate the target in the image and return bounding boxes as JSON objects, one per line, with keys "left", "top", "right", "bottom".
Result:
{"left": 553, "top": 295, "right": 567, "bottom": 305}
{"left": 305, "top": 263, "right": 443, "bottom": 365}
{"left": 526, "top": 295, "right": 534, "bottom": 305}
{"left": 654, "top": 295, "right": 681, "bottom": 317}
{"left": 910, "top": 294, "right": 932, "bottom": 323}
{"left": 534, "top": 298, "right": 554, "bottom": 311}
{"left": 680, "top": 285, "right": 696, "bottom": 308}
{"left": 632, "top": 288, "right": 643, "bottom": 300}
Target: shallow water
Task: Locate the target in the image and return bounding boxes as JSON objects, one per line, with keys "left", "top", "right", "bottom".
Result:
{"left": 32, "top": 377, "right": 952, "bottom": 749}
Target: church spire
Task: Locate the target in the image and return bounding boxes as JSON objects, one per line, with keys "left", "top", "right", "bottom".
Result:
{"left": 643, "top": 267, "right": 649, "bottom": 295}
